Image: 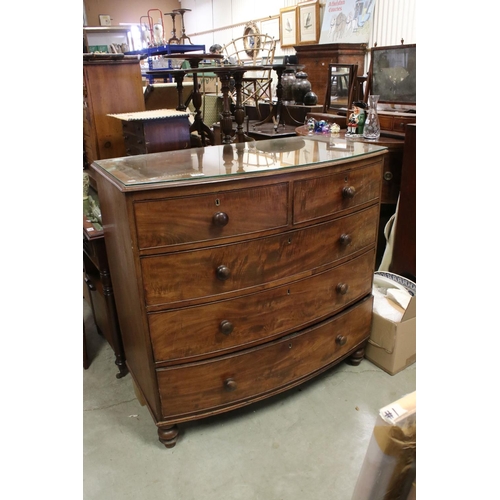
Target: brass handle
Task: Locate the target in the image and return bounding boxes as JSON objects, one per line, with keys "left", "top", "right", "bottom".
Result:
{"left": 336, "top": 335, "right": 347, "bottom": 346}
{"left": 216, "top": 265, "right": 231, "bottom": 281}
{"left": 342, "top": 186, "right": 356, "bottom": 199}
{"left": 213, "top": 211, "right": 229, "bottom": 227}
{"left": 339, "top": 234, "right": 352, "bottom": 246}
{"left": 219, "top": 320, "right": 234, "bottom": 335}
{"left": 336, "top": 283, "right": 349, "bottom": 295}
{"left": 84, "top": 276, "right": 95, "bottom": 291}
{"left": 224, "top": 378, "right": 237, "bottom": 391}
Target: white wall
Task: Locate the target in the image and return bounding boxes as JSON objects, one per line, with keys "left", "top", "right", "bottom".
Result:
{"left": 179, "top": 0, "right": 416, "bottom": 61}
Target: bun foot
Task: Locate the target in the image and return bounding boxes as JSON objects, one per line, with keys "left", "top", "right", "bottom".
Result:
{"left": 347, "top": 346, "right": 365, "bottom": 366}
{"left": 158, "top": 425, "right": 179, "bottom": 448}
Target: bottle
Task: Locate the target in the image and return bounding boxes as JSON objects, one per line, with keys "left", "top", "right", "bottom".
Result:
{"left": 363, "top": 94, "right": 381, "bottom": 140}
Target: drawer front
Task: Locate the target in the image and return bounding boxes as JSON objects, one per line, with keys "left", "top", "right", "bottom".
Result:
{"left": 379, "top": 114, "right": 416, "bottom": 133}
{"left": 157, "top": 296, "right": 373, "bottom": 419}
{"left": 141, "top": 205, "right": 378, "bottom": 307}
{"left": 149, "top": 249, "right": 375, "bottom": 363}
{"left": 293, "top": 162, "right": 381, "bottom": 223}
{"left": 134, "top": 183, "right": 289, "bottom": 250}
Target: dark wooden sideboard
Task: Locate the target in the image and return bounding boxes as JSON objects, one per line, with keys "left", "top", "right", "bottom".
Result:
{"left": 294, "top": 43, "right": 367, "bottom": 108}
{"left": 91, "top": 136, "right": 386, "bottom": 448}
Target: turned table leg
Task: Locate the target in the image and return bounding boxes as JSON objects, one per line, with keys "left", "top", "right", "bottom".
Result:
{"left": 158, "top": 425, "right": 179, "bottom": 448}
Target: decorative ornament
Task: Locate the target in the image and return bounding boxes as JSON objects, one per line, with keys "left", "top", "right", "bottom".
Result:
{"left": 243, "top": 22, "right": 261, "bottom": 58}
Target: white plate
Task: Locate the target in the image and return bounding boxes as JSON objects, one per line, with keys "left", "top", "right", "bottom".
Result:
{"left": 374, "top": 271, "right": 416, "bottom": 296}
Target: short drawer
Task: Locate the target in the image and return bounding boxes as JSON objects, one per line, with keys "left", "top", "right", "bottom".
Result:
{"left": 379, "top": 114, "right": 416, "bottom": 133}
{"left": 134, "top": 183, "right": 289, "bottom": 250}
{"left": 149, "top": 249, "right": 375, "bottom": 363}
{"left": 293, "top": 161, "right": 382, "bottom": 224}
{"left": 141, "top": 204, "right": 378, "bottom": 308}
{"left": 156, "top": 296, "right": 373, "bottom": 420}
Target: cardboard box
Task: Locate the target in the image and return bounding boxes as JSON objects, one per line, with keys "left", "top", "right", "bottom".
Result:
{"left": 365, "top": 291, "right": 416, "bottom": 375}
{"left": 351, "top": 391, "right": 416, "bottom": 500}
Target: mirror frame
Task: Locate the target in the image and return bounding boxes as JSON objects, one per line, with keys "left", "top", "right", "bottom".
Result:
{"left": 324, "top": 63, "right": 358, "bottom": 114}
{"left": 365, "top": 44, "right": 416, "bottom": 105}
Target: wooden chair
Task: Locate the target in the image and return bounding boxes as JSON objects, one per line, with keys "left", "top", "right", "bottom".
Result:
{"left": 221, "top": 33, "right": 276, "bottom": 119}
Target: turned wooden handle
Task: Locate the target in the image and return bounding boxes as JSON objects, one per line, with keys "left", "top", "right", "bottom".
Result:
{"left": 219, "top": 320, "right": 234, "bottom": 335}
{"left": 336, "top": 335, "right": 347, "bottom": 346}
{"left": 213, "top": 211, "right": 229, "bottom": 227}
{"left": 339, "top": 233, "right": 352, "bottom": 246}
{"left": 224, "top": 378, "right": 237, "bottom": 391}
{"left": 336, "top": 283, "right": 349, "bottom": 295}
{"left": 216, "top": 265, "right": 231, "bottom": 281}
{"left": 342, "top": 186, "right": 356, "bottom": 199}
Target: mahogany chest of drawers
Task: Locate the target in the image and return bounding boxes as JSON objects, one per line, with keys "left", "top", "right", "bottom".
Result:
{"left": 91, "top": 136, "right": 386, "bottom": 448}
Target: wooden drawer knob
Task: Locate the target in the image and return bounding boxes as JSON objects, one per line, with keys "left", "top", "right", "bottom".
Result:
{"left": 336, "top": 283, "right": 349, "bottom": 295}
{"left": 224, "top": 378, "right": 237, "bottom": 391}
{"left": 219, "top": 320, "right": 234, "bottom": 335}
{"left": 336, "top": 335, "right": 347, "bottom": 346}
{"left": 216, "top": 265, "right": 231, "bottom": 281}
{"left": 213, "top": 211, "right": 229, "bottom": 227}
{"left": 342, "top": 186, "right": 356, "bottom": 199}
{"left": 339, "top": 233, "right": 352, "bottom": 246}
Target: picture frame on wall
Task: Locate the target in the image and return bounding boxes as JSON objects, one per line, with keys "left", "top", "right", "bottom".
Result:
{"left": 297, "top": 1, "right": 320, "bottom": 45}
{"left": 99, "top": 15, "right": 112, "bottom": 27}
{"left": 280, "top": 6, "right": 298, "bottom": 48}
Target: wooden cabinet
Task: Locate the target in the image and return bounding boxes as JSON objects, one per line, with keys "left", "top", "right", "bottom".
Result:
{"left": 294, "top": 43, "right": 367, "bottom": 107}
{"left": 109, "top": 110, "right": 191, "bottom": 155}
{"left": 91, "top": 136, "right": 386, "bottom": 448}
{"left": 83, "top": 56, "right": 146, "bottom": 166}
{"left": 390, "top": 124, "right": 416, "bottom": 281}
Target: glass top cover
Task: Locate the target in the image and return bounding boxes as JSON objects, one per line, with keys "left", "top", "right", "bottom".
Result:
{"left": 92, "top": 136, "right": 386, "bottom": 188}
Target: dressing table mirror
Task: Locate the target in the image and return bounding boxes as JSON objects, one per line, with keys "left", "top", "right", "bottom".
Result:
{"left": 323, "top": 63, "right": 358, "bottom": 115}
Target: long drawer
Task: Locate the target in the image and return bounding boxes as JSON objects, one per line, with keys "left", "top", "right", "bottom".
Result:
{"left": 149, "top": 249, "right": 375, "bottom": 364}
{"left": 141, "top": 204, "right": 378, "bottom": 308}
{"left": 134, "top": 183, "right": 289, "bottom": 250}
{"left": 156, "top": 296, "right": 373, "bottom": 420}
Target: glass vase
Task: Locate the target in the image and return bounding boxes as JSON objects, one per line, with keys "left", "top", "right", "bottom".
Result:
{"left": 363, "top": 94, "right": 381, "bottom": 140}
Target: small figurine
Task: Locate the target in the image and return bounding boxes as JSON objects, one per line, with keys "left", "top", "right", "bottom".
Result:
{"left": 346, "top": 101, "right": 367, "bottom": 136}
{"left": 307, "top": 118, "right": 316, "bottom": 135}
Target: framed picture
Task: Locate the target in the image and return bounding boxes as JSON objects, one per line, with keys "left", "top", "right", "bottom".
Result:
{"left": 280, "top": 6, "right": 298, "bottom": 48}
{"left": 99, "top": 15, "right": 111, "bottom": 27}
{"left": 297, "top": 1, "right": 320, "bottom": 45}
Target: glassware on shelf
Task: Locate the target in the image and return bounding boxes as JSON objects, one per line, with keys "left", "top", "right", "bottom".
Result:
{"left": 363, "top": 94, "right": 381, "bottom": 140}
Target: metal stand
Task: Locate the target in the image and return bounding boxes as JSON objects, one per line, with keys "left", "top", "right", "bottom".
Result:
{"left": 164, "top": 12, "right": 180, "bottom": 44}
{"left": 173, "top": 9, "right": 192, "bottom": 44}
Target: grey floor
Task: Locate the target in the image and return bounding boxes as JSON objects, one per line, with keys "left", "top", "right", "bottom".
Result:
{"left": 83, "top": 299, "right": 416, "bottom": 500}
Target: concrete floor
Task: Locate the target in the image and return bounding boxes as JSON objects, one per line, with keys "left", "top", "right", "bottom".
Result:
{"left": 83, "top": 299, "right": 416, "bottom": 500}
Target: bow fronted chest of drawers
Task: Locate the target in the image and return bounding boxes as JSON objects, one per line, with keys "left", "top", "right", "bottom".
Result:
{"left": 91, "top": 136, "right": 386, "bottom": 448}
